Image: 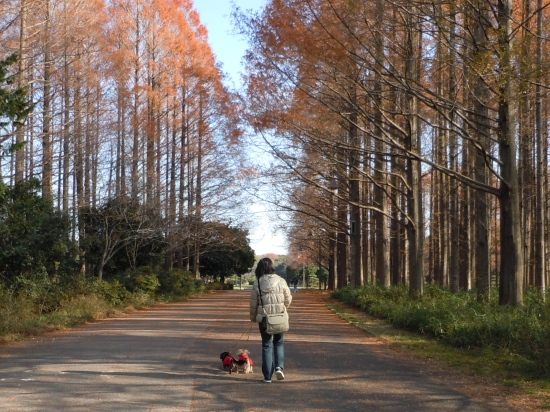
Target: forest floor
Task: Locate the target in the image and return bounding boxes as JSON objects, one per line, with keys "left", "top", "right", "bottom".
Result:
{"left": 0, "top": 289, "right": 546, "bottom": 411}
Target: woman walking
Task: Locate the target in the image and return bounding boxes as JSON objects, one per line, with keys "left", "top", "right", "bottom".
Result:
{"left": 250, "top": 257, "right": 292, "bottom": 383}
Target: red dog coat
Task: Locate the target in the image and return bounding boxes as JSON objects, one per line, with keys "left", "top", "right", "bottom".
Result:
{"left": 238, "top": 353, "right": 254, "bottom": 365}
{"left": 223, "top": 355, "right": 236, "bottom": 368}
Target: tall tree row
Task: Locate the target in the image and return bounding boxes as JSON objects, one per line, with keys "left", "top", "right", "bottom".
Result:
{"left": 239, "top": 0, "right": 550, "bottom": 304}
{"left": 0, "top": 0, "right": 244, "bottom": 278}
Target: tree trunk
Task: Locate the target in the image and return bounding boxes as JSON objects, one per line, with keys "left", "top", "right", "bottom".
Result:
{"left": 167, "top": 102, "right": 178, "bottom": 270}
{"left": 42, "top": 0, "right": 53, "bottom": 200}
{"left": 406, "top": 9, "right": 424, "bottom": 297}
{"left": 193, "top": 92, "right": 205, "bottom": 280}
{"left": 374, "top": 0, "right": 390, "bottom": 288}
{"left": 471, "top": 0, "right": 491, "bottom": 301}
{"left": 75, "top": 78, "right": 84, "bottom": 211}
{"left": 337, "top": 160, "right": 348, "bottom": 288}
{"left": 534, "top": 0, "right": 546, "bottom": 295}
{"left": 448, "top": 6, "right": 460, "bottom": 293}
{"left": 74, "top": 76, "right": 85, "bottom": 273}
{"left": 146, "top": 65, "right": 156, "bottom": 205}
{"left": 349, "top": 107, "right": 362, "bottom": 288}
{"left": 178, "top": 86, "right": 188, "bottom": 270}
{"left": 15, "top": 0, "right": 28, "bottom": 183}
{"left": 131, "top": 17, "right": 141, "bottom": 199}
{"left": 328, "top": 185, "right": 337, "bottom": 290}
{"left": 62, "top": 53, "right": 71, "bottom": 211}
{"left": 497, "top": 0, "right": 523, "bottom": 306}
{"left": 458, "top": 145, "right": 471, "bottom": 290}
{"left": 390, "top": 176, "right": 403, "bottom": 286}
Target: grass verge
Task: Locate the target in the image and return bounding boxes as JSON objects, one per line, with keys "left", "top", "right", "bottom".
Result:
{"left": 0, "top": 284, "right": 203, "bottom": 346}
{"left": 327, "top": 297, "right": 550, "bottom": 411}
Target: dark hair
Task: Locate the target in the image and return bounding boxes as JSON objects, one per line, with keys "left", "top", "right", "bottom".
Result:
{"left": 255, "top": 257, "right": 275, "bottom": 277}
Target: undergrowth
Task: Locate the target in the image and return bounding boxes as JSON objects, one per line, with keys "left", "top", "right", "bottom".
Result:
{"left": 332, "top": 285, "right": 550, "bottom": 378}
{"left": 0, "top": 267, "right": 208, "bottom": 343}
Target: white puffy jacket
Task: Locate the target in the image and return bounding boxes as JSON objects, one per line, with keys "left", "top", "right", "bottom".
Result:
{"left": 250, "top": 274, "right": 292, "bottom": 323}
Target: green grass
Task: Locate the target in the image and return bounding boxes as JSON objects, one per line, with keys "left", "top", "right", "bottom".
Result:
{"left": 329, "top": 286, "right": 550, "bottom": 410}
{"left": 332, "top": 285, "right": 550, "bottom": 374}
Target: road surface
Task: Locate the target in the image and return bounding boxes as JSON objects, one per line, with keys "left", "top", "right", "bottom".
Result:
{"left": 0, "top": 290, "right": 520, "bottom": 411}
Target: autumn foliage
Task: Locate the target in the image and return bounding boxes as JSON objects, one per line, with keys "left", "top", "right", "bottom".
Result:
{"left": 238, "top": 0, "right": 550, "bottom": 304}
{"left": 0, "top": 0, "right": 245, "bottom": 279}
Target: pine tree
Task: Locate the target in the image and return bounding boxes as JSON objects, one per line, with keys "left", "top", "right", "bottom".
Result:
{"left": 0, "top": 54, "right": 33, "bottom": 181}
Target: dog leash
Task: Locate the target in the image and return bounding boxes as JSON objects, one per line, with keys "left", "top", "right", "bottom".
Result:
{"left": 232, "top": 320, "right": 253, "bottom": 351}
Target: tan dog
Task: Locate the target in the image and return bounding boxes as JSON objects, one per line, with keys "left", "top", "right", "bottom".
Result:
{"left": 235, "top": 349, "right": 254, "bottom": 374}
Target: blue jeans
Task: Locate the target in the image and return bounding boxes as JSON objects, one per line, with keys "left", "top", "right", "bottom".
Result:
{"left": 259, "top": 323, "right": 284, "bottom": 380}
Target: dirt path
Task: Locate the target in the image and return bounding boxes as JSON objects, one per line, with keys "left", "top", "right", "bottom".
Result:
{"left": 0, "top": 290, "right": 524, "bottom": 411}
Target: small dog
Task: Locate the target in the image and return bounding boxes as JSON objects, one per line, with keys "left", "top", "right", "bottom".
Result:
{"left": 220, "top": 350, "right": 254, "bottom": 374}
{"left": 235, "top": 349, "right": 254, "bottom": 374}
{"left": 220, "top": 351, "right": 238, "bottom": 374}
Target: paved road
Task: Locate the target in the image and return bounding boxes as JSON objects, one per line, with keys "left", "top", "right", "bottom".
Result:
{"left": 0, "top": 290, "right": 516, "bottom": 411}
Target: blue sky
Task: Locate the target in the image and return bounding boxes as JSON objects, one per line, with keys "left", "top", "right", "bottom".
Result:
{"left": 193, "top": 0, "right": 288, "bottom": 256}
{"left": 193, "top": 0, "right": 265, "bottom": 88}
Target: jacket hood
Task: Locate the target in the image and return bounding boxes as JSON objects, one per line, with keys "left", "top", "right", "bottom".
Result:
{"left": 259, "top": 274, "right": 279, "bottom": 293}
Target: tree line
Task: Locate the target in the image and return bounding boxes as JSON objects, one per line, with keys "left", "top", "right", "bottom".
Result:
{"left": 0, "top": 0, "right": 250, "bottom": 283}
{"left": 237, "top": 0, "right": 550, "bottom": 305}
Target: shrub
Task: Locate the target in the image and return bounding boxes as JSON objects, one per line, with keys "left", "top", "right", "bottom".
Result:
{"left": 307, "top": 274, "right": 319, "bottom": 289}
{"left": 0, "top": 180, "right": 78, "bottom": 285}
{"left": 0, "top": 285, "right": 34, "bottom": 334}
{"left": 194, "top": 278, "right": 206, "bottom": 293}
{"left": 58, "top": 294, "right": 110, "bottom": 323}
{"left": 91, "top": 280, "right": 128, "bottom": 306}
{"left": 10, "top": 269, "right": 66, "bottom": 315}
{"left": 134, "top": 274, "right": 160, "bottom": 294}
{"left": 118, "top": 267, "right": 159, "bottom": 295}
{"left": 206, "top": 281, "right": 233, "bottom": 291}
{"left": 0, "top": 265, "right": 207, "bottom": 343}
{"left": 332, "top": 285, "right": 550, "bottom": 375}
{"left": 157, "top": 269, "right": 197, "bottom": 296}
{"left": 126, "top": 290, "right": 156, "bottom": 308}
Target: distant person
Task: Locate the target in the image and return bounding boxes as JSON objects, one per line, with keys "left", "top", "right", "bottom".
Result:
{"left": 250, "top": 257, "right": 292, "bottom": 383}
{"left": 292, "top": 277, "right": 298, "bottom": 293}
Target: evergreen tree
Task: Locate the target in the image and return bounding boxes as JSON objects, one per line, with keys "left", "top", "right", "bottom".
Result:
{"left": 0, "top": 54, "right": 33, "bottom": 163}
